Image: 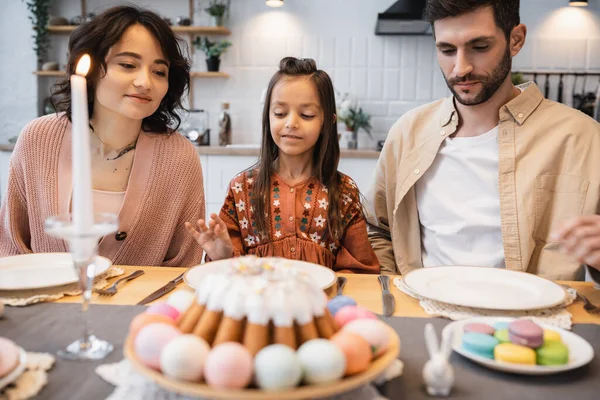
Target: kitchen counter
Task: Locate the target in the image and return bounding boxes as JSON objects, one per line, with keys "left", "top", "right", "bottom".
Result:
{"left": 0, "top": 143, "right": 381, "bottom": 159}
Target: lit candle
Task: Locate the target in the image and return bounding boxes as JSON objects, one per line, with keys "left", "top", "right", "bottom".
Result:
{"left": 70, "top": 54, "right": 94, "bottom": 235}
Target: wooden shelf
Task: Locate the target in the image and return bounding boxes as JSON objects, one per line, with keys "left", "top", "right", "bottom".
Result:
{"left": 46, "top": 25, "right": 77, "bottom": 33}
{"left": 33, "top": 70, "right": 66, "bottom": 76}
{"left": 190, "top": 71, "right": 229, "bottom": 78}
{"left": 33, "top": 71, "right": 229, "bottom": 78}
{"left": 47, "top": 25, "right": 230, "bottom": 35}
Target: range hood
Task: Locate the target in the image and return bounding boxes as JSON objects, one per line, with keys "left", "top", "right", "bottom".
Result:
{"left": 375, "top": 0, "right": 431, "bottom": 35}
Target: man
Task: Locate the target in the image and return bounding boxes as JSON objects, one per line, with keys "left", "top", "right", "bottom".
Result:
{"left": 366, "top": 0, "right": 600, "bottom": 280}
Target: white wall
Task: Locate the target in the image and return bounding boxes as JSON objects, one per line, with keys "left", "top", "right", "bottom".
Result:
{"left": 1, "top": 0, "right": 599, "bottom": 144}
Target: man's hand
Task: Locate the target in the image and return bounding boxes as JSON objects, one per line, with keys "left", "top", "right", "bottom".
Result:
{"left": 551, "top": 215, "right": 600, "bottom": 271}
{"left": 185, "top": 213, "right": 234, "bottom": 261}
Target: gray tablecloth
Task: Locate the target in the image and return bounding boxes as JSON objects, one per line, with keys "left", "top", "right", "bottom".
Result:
{"left": 0, "top": 303, "right": 598, "bottom": 400}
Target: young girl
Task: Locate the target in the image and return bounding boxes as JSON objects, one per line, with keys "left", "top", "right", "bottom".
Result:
{"left": 186, "top": 57, "right": 379, "bottom": 273}
{"left": 0, "top": 6, "right": 205, "bottom": 267}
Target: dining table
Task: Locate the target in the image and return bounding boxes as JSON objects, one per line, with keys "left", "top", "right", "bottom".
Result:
{"left": 2, "top": 266, "right": 600, "bottom": 400}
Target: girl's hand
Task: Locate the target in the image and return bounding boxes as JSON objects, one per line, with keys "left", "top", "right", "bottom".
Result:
{"left": 551, "top": 215, "right": 600, "bottom": 271}
{"left": 185, "top": 213, "right": 234, "bottom": 261}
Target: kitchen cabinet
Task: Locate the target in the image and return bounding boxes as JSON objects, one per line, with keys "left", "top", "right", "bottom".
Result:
{"left": 0, "top": 146, "right": 379, "bottom": 224}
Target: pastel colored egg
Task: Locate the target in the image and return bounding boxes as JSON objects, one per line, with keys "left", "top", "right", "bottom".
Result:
{"left": 204, "top": 342, "right": 253, "bottom": 389}
{"left": 134, "top": 323, "right": 181, "bottom": 370}
{"left": 462, "top": 332, "right": 499, "bottom": 359}
{"left": 327, "top": 296, "right": 357, "bottom": 316}
{"left": 330, "top": 331, "right": 372, "bottom": 375}
{"left": 494, "top": 329, "right": 510, "bottom": 344}
{"left": 0, "top": 338, "right": 20, "bottom": 378}
{"left": 333, "top": 306, "right": 377, "bottom": 328}
{"left": 342, "top": 319, "right": 391, "bottom": 357}
{"left": 129, "top": 313, "right": 176, "bottom": 339}
{"left": 536, "top": 341, "right": 569, "bottom": 366}
{"left": 297, "top": 339, "right": 346, "bottom": 384}
{"left": 494, "top": 343, "right": 536, "bottom": 365}
{"left": 463, "top": 323, "right": 495, "bottom": 336}
{"left": 160, "top": 335, "right": 210, "bottom": 381}
{"left": 543, "top": 329, "right": 562, "bottom": 343}
{"left": 146, "top": 303, "right": 180, "bottom": 321}
{"left": 508, "top": 319, "right": 543, "bottom": 349}
{"left": 254, "top": 344, "right": 303, "bottom": 391}
{"left": 167, "top": 291, "right": 196, "bottom": 314}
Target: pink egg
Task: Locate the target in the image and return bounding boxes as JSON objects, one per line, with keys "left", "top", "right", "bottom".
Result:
{"left": 334, "top": 306, "right": 377, "bottom": 328}
{"left": 134, "top": 323, "right": 181, "bottom": 370}
{"left": 342, "top": 319, "right": 391, "bottom": 357}
{"left": 204, "top": 342, "right": 253, "bottom": 389}
{"left": 146, "top": 303, "right": 180, "bottom": 321}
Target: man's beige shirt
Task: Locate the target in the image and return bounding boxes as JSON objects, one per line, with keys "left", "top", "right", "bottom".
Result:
{"left": 366, "top": 83, "right": 600, "bottom": 280}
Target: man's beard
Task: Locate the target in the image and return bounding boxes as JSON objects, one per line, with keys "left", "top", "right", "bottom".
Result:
{"left": 444, "top": 46, "right": 512, "bottom": 106}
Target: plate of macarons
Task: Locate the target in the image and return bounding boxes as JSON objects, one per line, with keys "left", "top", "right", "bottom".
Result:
{"left": 442, "top": 317, "right": 594, "bottom": 375}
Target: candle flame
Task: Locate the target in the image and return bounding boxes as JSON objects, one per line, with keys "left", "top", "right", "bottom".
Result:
{"left": 75, "top": 54, "right": 91, "bottom": 76}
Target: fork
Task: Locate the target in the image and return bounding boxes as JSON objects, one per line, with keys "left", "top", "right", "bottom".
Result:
{"left": 94, "top": 270, "right": 144, "bottom": 296}
{"left": 561, "top": 284, "right": 600, "bottom": 314}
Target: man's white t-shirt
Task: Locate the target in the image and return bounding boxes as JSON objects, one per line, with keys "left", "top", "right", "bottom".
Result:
{"left": 415, "top": 125, "right": 506, "bottom": 268}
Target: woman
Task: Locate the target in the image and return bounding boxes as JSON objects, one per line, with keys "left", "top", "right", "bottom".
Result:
{"left": 0, "top": 6, "right": 205, "bottom": 267}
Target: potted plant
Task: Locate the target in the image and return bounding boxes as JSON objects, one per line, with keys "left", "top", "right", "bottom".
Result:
{"left": 23, "top": 0, "right": 51, "bottom": 68}
{"left": 205, "top": 0, "right": 228, "bottom": 27}
{"left": 338, "top": 98, "right": 372, "bottom": 150}
{"left": 193, "top": 37, "right": 232, "bottom": 72}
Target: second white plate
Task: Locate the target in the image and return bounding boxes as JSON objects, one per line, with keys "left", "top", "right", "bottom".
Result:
{"left": 185, "top": 258, "right": 336, "bottom": 290}
{"left": 443, "top": 317, "right": 594, "bottom": 375}
{"left": 0, "top": 253, "right": 112, "bottom": 290}
{"left": 403, "top": 266, "right": 566, "bottom": 310}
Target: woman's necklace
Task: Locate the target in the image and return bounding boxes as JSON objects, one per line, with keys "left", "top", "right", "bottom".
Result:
{"left": 93, "top": 131, "right": 138, "bottom": 161}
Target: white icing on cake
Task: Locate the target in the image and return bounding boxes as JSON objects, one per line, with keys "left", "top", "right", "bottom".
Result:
{"left": 194, "top": 256, "right": 328, "bottom": 326}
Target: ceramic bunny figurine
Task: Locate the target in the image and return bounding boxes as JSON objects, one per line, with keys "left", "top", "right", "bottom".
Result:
{"left": 423, "top": 323, "right": 454, "bottom": 397}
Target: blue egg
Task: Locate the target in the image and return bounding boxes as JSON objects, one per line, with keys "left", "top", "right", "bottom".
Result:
{"left": 327, "top": 295, "right": 357, "bottom": 316}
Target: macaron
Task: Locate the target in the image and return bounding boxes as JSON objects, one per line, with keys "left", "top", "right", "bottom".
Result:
{"left": 494, "top": 329, "right": 510, "bottom": 344}
{"left": 543, "top": 329, "right": 562, "bottom": 343}
{"left": 536, "top": 341, "right": 569, "bottom": 366}
{"left": 463, "top": 323, "right": 495, "bottom": 336}
{"left": 462, "top": 332, "right": 499, "bottom": 359}
{"left": 494, "top": 343, "right": 536, "bottom": 365}
{"left": 146, "top": 303, "right": 180, "bottom": 321}
{"left": 508, "top": 319, "right": 543, "bottom": 349}
{"left": 493, "top": 322, "right": 509, "bottom": 331}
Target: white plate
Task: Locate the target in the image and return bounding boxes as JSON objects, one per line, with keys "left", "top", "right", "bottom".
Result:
{"left": 443, "top": 317, "right": 594, "bottom": 375}
{"left": 0, "top": 347, "right": 27, "bottom": 390}
{"left": 0, "top": 253, "right": 112, "bottom": 290}
{"left": 184, "top": 258, "right": 336, "bottom": 290}
{"left": 403, "top": 266, "right": 566, "bottom": 310}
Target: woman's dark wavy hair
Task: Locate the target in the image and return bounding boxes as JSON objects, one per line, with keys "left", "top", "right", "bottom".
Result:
{"left": 252, "top": 57, "right": 346, "bottom": 241}
{"left": 51, "top": 5, "right": 190, "bottom": 133}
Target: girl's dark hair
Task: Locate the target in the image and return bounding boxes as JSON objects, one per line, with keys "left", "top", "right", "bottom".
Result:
{"left": 51, "top": 5, "right": 190, "bottom": 133}
{"left": 252, "top": 57, "right": 345, "bottom": 241}
{"left": 424, "top": 0, "right": 520, "bottom": 40}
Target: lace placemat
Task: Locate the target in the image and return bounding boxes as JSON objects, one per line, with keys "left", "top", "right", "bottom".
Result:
{"left": 96, "top": 358, "right": 404, "bottom": 400}
{"left": 394, "top": 277, "right": 576, "bottom": 330}
{"left": 0, "top": 352, "right": 55, "bottom": 400}
{"left": 0, "top": 267, "right": 124, "bottom": 307}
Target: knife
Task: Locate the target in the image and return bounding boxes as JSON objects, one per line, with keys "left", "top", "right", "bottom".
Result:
{"left": 137, "top": 272, "right": 185, "bottom": 305}
{"left": 377, "top": 275, "right": 396, "bottom": 317}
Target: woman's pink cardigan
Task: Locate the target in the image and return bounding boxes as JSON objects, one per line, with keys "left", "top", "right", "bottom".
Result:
{"left": 0, "top": 114, "right": 205, "bottom": 267}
